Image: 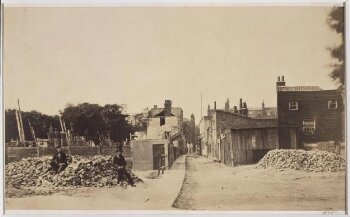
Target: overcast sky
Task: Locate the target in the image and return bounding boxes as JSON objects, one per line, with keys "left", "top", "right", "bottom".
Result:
{"left": 4, "top": 6, "right": 342, "bottom": 122}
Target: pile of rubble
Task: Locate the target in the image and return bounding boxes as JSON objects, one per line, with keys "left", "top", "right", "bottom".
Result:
{"left": 256, "top": 149, "right": 345, "bottom": 172}
{"left": 6, "top": 155, "right": 142, "bottom": 189}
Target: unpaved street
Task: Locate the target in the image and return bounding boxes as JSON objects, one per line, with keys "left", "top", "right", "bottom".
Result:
{"left": 173, "top": 155, "right": 345, "bottom": 211}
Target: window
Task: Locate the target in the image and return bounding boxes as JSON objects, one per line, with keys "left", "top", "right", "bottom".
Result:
{"left": 164, "top": 131, "right": 170, "bottom": 139}
{"left": 328, "top": 100, "right": 338, "bottom": 109}
{"left": 289, "top": 101, "right": 298, "bottom": 110}
{"left": 160, "top": 117, "right": 165, "bottom": 126}
{"left": 303, "top": 120, "right": 316, "bottom": 134}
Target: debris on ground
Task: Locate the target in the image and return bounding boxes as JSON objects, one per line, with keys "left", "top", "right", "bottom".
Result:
{"left": 256, "top": 149, "right": 345, "bottom": 172}
{"left": 5, "top": 155, "right": 142, "bottom": 189}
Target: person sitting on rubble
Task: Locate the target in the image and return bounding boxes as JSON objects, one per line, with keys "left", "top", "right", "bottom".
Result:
{"left": 113, "top": 150, "right": 135, "bottom": 186}
{"left": 49, "top": 145, "right": 68, "bottom": 174}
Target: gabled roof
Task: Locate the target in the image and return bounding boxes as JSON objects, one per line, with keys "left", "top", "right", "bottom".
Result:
{"left": 149, "top": 107, "right": 183, "bottom": 118}
{"left": 153, "top": 110, "right": 175, "bottom": 117}
{"left": 277, "top": 86, "right": 323, "bottom": 92}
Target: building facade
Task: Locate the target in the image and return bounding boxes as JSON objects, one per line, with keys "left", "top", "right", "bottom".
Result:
{"left": 199, "top": 101, "right": 283, "bottom": 165}
{"left": 147, "top": 100, "right": 185, "bottom": 154}
{"left": 276, "top": 76, "right": 343, "bottom": 148}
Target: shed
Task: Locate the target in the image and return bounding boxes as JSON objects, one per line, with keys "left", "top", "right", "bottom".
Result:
{"left": 131, "top": 139, "right": 175, "bottom": 171}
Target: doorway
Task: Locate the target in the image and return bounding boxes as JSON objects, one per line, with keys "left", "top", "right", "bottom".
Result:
{"left": 153, "top": 144, "right": 165, "bottom": 170}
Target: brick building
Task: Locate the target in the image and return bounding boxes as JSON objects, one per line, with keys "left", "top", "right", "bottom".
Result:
{"left": 276, "top": 76, "right": 344, "bottom": 148}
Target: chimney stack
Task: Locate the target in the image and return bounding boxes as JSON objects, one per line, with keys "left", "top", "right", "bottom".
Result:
{"left": 242, "top": 101, "right": 249, "bottom": 116}
{"left": 225, "top": 98, "right": 230, "bottom": 111}
{"left": 276, "top": 75, "right": 286, "bottom": 88}
{"left": 239, "top": 98, "right": 243, "bottom": 114}
{"left": 214, "top": 101, "right": 217, "bottom": 110}
{"left": 154, "top": 105, "right": 158, "bottom": 109}
{"left": 164, "top": 100, "right": 172, "bottom": 117}
{"left": 233, "top": 106, "right": 238, "bottom": 113}
{"left": 262, "top": 99, "right": 267, "bottom": 116}
{"left": 207, "top": 104, "right": 210, "bottom": 115}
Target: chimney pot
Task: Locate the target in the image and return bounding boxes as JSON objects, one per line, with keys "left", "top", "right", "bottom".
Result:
{"left": 214, "top": 101, "right": 217, "bottom": 110}
{"left": 278, "top": 76, "right": 280, "bottom": 81}
{"left": 282, "top": 76, "right": 284, "bottom": 81}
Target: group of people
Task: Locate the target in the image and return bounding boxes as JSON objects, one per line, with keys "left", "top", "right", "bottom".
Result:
{"left": 48, "top": 145, "right": 135, "bottom": 186}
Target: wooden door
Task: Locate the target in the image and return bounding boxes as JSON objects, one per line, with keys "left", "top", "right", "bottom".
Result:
{"left": 290, "top": 128, "right": 297, "bottom": 149}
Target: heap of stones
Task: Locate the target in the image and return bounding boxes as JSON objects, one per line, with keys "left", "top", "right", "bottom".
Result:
{"left": 6, "top": 155, "right": 142, "bottom": 188}
{"left": 256, "top": 149, "right": 345, "bottom": 172}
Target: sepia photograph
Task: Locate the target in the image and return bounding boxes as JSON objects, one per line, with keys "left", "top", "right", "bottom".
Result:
{"left": 1, "top": 1, "right": 347, "bottom": 214}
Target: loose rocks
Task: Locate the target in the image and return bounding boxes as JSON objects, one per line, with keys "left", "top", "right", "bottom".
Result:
{"left": 256, "top": 149, "right": 345, "bottom": 172}
{"left": 6, "top": 155, "right": 142, "bottom": 189}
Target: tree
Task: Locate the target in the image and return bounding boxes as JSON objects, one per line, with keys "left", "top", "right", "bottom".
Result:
{"left": 327, "top": 7, "right": 345, "bottom": 87}
{"left": 5, "top": 109, "right": 60, "bottom": 143}
{"left": 101, "top": 104, "right": 133, "bottom": 142}
{"left": 61, "top": 103, "right": 134, "bottom": 144}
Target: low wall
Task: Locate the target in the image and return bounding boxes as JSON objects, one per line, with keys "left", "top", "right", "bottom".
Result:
{"left": 304, "top": 141, "right": 345, "bottom": 158}
{"left": 6, "top": 146, "right": 132, "bottom": 164}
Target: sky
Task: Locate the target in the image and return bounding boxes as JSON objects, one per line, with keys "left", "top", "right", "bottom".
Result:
{"left": 3, "top": 6, "right": 343, "bottom": 122}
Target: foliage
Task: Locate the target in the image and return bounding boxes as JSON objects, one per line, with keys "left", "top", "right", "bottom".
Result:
{"left": 5, "top": 103, "right": 135, "bottom": 145}
{"left": 61, "top": 103, "right": 134, "bottom": 144}
{"left": 327, "top": 7, "right": 345, "bottom": 87}
{"left": 5, "top": 109, "right": 60, "bottom": 143}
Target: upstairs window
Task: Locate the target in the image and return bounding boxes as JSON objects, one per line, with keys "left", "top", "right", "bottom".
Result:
{"left": 289, "top": 101, "right": 298, "bottom": 110}
{"left": 160, "top": 117, "right": 165, "bottom": 126}
{"left": 303, "top": 120, "right": 316, "bottom": 134}
{"left": 328, "top": 99, "right": 338, "bottom": 109}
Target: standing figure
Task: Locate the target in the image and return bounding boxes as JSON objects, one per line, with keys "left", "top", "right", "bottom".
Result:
{"left": 113, "top": 150, "right": 135, "bottom": 186}
{"left": 50, "top": 145, "right": 68, "bottom": 174}
{"left": 158, "top": 154, "right": 166, "bottom": 176}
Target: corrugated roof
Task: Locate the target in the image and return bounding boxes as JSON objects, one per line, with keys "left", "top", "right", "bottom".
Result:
{"left": 277, "top": 86, "right": 323, "bottom": 92}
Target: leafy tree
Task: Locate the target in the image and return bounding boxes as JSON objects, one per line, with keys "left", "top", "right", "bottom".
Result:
{"left": 61, "top": 103, "right": 134, "bottom": 144}
{"left": 5, "top": 109, "right": 60, "bottom": 143}
{"left": 327, "top": 7, "right": 345, "bottom": 86}
{"left": 101, "top": 104, "right": 133, "bottom": 142}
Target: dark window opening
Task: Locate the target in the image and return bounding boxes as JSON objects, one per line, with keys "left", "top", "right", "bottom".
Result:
{"left": 160, "top": 117, "right": 165, "bottom": 126}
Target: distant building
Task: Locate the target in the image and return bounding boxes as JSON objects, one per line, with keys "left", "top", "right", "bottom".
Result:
{"left": 199, "top": 100, "right": 288, "bottom": 165}
{"left": 183, "top": 114, "right": 196, "bottom": 152}
{"left": 147, "top": 100, "right": 185, "bottom": 154}
{"left": 131, "top": 100, "right": 186, "bottom": 170}
{"left": 248, "top": 100, "right": 277, "bottom": 119}
{"left": 276, "top": 76, "right": 343, "bottom": 148}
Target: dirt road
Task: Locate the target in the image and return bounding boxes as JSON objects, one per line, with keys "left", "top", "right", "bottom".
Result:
{"left": 173, "top": 155, "right": 345, "bottom": 211}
